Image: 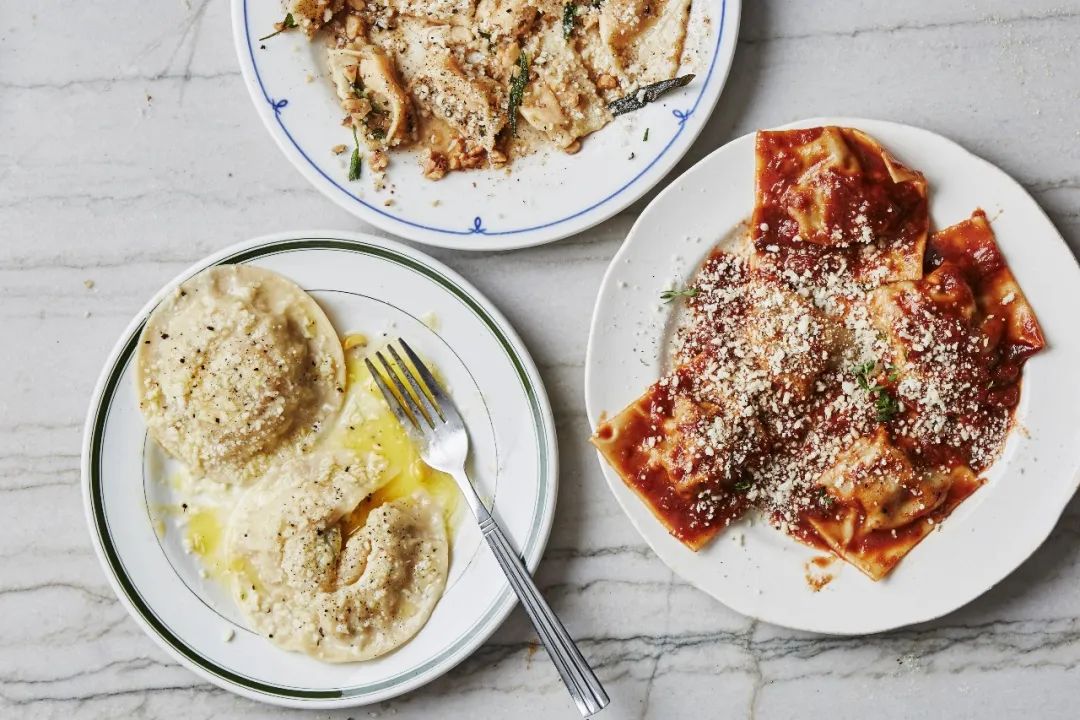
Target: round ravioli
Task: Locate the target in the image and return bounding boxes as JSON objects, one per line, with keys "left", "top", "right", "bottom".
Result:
{"left": 226, "top": 450, "right": 449, "bottom": 662}
{"left": 135, "top": 265, "right": 345, "bottom": 483}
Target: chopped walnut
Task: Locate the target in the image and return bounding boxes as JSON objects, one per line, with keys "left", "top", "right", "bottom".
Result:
{"left": 342, "top": 97, "right": 371, "bottom": 115}
{"left": 443, "top": 137, "right": 485, "bottom": 172}
{"left": 370, "top": 150, "right": 389, "bottom": 171}
{"left": 596, "top": 74, "right": 619, "bottom": 90}
{"left": 345, "top": 13, "right": 363, "bottom": 39}
{"left": 424, "top": 151, "right": 449, "bottom": 180}
{"left": 488, "top": 148, "right": 508, "bottom": 167}
{"left": 331, "top": 144, "right": 348, "bottom": 155}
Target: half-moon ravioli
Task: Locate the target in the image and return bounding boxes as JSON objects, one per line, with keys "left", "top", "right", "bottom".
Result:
{"left": 226, "top": 449, "right": 449, "bottom": 661}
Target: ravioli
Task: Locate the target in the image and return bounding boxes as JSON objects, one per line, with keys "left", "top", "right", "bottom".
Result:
{"left": 808, "top": 430, "right": 979, "bottom": 580}
{"left": 285, "top": 0, "right": 694, "bottom": 178}
{"left": 226, "top": 449, "right": 449, "bottom": 662}
{"left": 136, "top": 265, "right": 345, "bottom": 484}
{"left": 592, "top": 350, "right": 769, "bottom": 550}
{"left": 751, "top": 126, "right": 929, "bottom": 286}
{"left": 592, "top": 127, "right": 1045, "bottom": 582}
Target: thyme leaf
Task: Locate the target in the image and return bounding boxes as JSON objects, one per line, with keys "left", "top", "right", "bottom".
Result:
{"left": 852, "top": 361, "right": 901, "bottom": 422}
{"left": 259, "top": 13, "right": 297, "bottom": 42}
{"left": 885, "top": 363, "right": 901, "bottom": 382}
{"left": 853, "top": 360, "right": 877, "bottom": 392}
{"left": 874, "top": 391, "right": 901, "bottom": 422}
{"left": 660, "top": 287, "right": 700, "bottom": 303}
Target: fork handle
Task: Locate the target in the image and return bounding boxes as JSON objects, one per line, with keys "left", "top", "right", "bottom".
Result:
{"left": 476, "top": 508, "right": 610, "bottom": 717}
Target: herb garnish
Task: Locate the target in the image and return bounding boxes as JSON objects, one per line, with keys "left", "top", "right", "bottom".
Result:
{"left": 853, "top": 361, "right": 901, "bottom": 422}
{"left": 609, "top": 74, "right": 695, "bottom": 116}
{"left": 347, "top": 127, "right": 362, "bottom": 181}
{"left": 660, "top": 287, "right": 700, "bottom": 302}
{"left": 259, "top": 13, "right": 297, "bottom": 41}
{"left": 853, "top": 360, "right": 876, "bottom": 392}
{"left": 508, "top": 52, "right": 530, "bottom": 136}
{"left": 562, "top": 4, "right": 577, "bottom": 39}
{"left": 874, "top": 390, "right": 901, "bottom": 422}
{"left": 733, "top": 478, "right": 753, "bottom": 492}
{"left": 643, "top": 127, "right": 650, "bottom": 142}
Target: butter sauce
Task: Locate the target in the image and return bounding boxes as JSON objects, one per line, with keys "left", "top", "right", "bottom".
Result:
{"left": 164, "top": 335, "right": 460, "bottom": 587}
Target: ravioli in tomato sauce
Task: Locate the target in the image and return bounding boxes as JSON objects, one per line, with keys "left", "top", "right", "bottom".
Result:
{"left": 592, "top": 127, "right": 1044, "bottom": 581}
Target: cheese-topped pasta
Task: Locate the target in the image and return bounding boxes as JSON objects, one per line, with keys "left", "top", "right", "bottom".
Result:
{"left": 136, "top": 266, "right": 345, "bottom": 484}
{"left": 592, "top": 127, "right": 1044, "bottom": 581}
{"left": 226, "top": 449, "right": 449, "bottom": 661}
{"left": 277, "top": 0, "right": 694, "bottom": 179}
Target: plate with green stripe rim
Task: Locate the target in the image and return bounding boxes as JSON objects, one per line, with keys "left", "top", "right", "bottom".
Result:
{"left": 81, "top": 231, "right": 558, "bottom": 708}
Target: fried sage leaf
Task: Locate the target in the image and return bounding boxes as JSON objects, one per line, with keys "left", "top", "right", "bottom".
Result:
{"left": 608, "top": 74, "right": 695, "bottom": 116}
{"left": 562, "top": 4, "right": 576, "bottom": 39}
{"left": 348, "top": 127, "right": 362, "bottom": 181}
{"left": 508, "top": 52, "right": 530, "bottom": 136}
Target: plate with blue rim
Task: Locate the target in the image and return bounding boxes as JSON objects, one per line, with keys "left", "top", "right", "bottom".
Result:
{"left": 81, "top": 231, "right": 558, "bottom": 707}
{"left": 230, "top": 0, "right": 741, "bottom": 250}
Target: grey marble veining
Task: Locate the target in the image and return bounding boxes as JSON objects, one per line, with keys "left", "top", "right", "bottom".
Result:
{"left": 3, "top": 0, "right": 1080, "bottom": 718}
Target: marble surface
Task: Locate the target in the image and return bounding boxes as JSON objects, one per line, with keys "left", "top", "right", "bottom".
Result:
{"left": 3, "top": 1, "right": 1080, "bottom": 718}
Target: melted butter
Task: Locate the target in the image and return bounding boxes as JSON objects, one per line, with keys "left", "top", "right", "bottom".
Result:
{"left": 338, "top": 348, "right": 460, "bottom": 536}
{"left": 416, "top": 114, "right": 458, "bottom": 154}
{"left": 160, "top": 467, "right": 239, "bottom": 584}
{"left": 343, "top": 332, "right": 369, "bottom": 351}
{"left": 230, "top": 555, "right": 263, "bottom": 602}
{"left": 155, "top": 341, "right": 458, "bottom": 588}
{"left": 185, "top": 507, "right": 233, "bottom": 580}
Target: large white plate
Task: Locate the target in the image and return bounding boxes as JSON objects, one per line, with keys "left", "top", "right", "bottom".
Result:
{"left": 584, "top": 117, "right": 1080, "bottom": 634}
{"left": 82, "top": 232, "right": 558, "bottom": 707}
{"left": 230, "top": 0, "right": 740, "bottom": 250}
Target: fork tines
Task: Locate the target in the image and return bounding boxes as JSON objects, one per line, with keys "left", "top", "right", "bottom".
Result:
{"left": 364, "top": 339, "right": 455, "bottom": 431}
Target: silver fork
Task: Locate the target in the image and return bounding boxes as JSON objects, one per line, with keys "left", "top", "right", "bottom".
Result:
{"left": 365, "top": 339, "right": 609, "bottom": 718}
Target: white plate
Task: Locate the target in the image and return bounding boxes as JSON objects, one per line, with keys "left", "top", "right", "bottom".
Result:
{"left": 230, "top": 0, "right": 741, "bottom": 250}
{"left": 82, "top": 232, "right": 558, "bottom": 707}
{"left": 584, "top": 117, "right": 1080, "bottom": 634}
